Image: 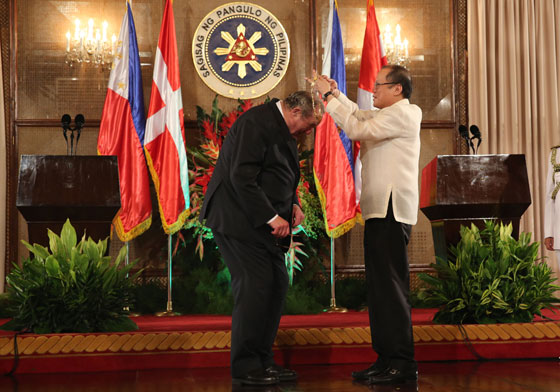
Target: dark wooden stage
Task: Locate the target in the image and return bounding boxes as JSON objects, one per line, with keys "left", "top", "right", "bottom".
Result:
{"left": 2, "top": 360, "right": 560, "bottom": 391}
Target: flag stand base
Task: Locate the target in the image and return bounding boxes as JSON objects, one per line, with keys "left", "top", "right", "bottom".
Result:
{"left": 323, "top": 298, "right": 348, "bottom": 313}
{"left": 124, "top": 306, "right": 141, "bottom": 318}
{"left": 155, "top": 301, "right": 180, "bottom": 317}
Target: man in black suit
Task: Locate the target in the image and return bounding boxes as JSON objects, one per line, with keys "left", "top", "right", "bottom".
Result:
{"left": 200, "top": 91, "right": 324, "bottom": 386}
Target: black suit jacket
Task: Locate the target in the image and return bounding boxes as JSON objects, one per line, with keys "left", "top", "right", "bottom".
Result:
{"left": 200, "top": 99, "right": 300, "bottom": 250}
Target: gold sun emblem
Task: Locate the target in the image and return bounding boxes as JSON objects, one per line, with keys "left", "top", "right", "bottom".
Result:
{"left": 213, "top": 24, "right": 269, "bottom": 79}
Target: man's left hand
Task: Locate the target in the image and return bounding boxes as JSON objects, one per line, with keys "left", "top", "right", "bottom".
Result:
{"left": 292, "top": 204, "right": 305, "bottom": 227}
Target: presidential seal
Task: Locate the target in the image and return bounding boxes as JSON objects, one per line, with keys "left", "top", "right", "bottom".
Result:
{"left": 192, "top": 2, "right": 290, "bottom": 99}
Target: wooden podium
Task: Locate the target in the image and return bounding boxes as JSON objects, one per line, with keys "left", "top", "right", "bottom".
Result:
{"left": 420, "top": 154, "right": 531, "bottom": 260}
{"left": 16, "top": 155, "right": 121, "bottom": 247}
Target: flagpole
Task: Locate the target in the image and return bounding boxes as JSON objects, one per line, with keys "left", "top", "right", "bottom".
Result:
{"left": 123, "top": 242, "right": 130, "bottom": 313}
{"left": 324, "top": 237, "right": 347, "bottom": 313}
{"left": 156, "top": 234, "right": 179, "bottom": 316}
{"left": 124, "top": 241, "right": 140, "bottom": 317}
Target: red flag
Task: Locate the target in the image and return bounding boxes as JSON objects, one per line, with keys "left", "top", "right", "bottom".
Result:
{"left": 144, "top": 0, "right": 190, "bottom": 235}
{"left": 98, "top": 3, "right": 152, "bottom": 241}
{"left": 354, "top": 0, "right": 388, "bottom": 199}
{"left": 357, "top": 0, "right": 387, "bottom": 109}
{"left": 314, "top": 0, "right": 361, "bottom": 238}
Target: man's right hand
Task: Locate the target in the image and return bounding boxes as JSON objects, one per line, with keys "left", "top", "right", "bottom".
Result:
{"left": 544, "top": 237, "right": 554, "bottom": 251}
{"left": 321, "top": 75, "right": 340, "bottom": 97}
{"left": 269, "top": 216, "right": 291, "bottom": 238}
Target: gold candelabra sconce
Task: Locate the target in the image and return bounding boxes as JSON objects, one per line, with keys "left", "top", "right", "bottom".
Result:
{"left": 65, "top": 18, "right": 116, "bottom": 69}
{"left": 382, "top": 24, "right": 410, "bottom": 68}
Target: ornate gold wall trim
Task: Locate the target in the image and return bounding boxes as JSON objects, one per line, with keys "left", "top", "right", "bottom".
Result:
{"left": 455, "top": 0, "right": 469, "bottom": 154}
{"left": 1, "top": 0, "right": 13, "bottom": 274}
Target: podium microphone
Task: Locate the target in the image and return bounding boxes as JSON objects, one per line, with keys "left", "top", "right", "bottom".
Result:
{"left": 74, "top": 114, "right": 85, "bottom": 149}
{"left": 458, "top": 124, "right": 473, "bottom": 154}
{"left": 469, "top": 125, "right": 482, "bottom": 154}
{"left": 61, "top": 114, "right": 71, "bottom": 155}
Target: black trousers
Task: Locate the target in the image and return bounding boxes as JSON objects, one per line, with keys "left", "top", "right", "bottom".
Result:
{"left": 363, "top": 198, "right": 416, "bottom": 371}
{"left": 213, "top": 232, "right": 289, "bottom": 377}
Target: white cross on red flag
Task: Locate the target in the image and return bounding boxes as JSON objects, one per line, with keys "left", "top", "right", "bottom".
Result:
{"left": 144, "top": 0, "right": 190, "bottom": 234}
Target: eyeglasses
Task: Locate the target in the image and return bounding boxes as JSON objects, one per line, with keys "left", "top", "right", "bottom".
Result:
{"left": 374, "top": 82, "right": 397, "bottom": 88}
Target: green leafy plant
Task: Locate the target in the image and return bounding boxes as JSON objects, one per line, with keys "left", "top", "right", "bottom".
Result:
{"left": 1, "top": 219, "right": 139, "bottom": 333}
{"left": 418, "top": 221, "right": 559, "bottom": 324}
{"left": 0, "top": 293, "right": 15, "bottom": 318}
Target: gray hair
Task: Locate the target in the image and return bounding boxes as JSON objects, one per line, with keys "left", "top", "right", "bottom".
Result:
{"left": 284, "top": 90, "right": 325, "bottom": 122}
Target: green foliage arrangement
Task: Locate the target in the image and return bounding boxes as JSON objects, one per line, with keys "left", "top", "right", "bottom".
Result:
{"left": 0, "top": 293, "right": 15, "bottom": 318}
{"left": 171, "top": 233, "right": 234, "bottom": 314}
{"left": 1, "top": 220, "right": 139, "bottom": 334}
{"left": 418, "top": 221, "right": 559, "bottom": 324}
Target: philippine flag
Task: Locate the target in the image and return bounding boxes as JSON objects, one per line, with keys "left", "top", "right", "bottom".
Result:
{"left": 98, "top": 1, "right": 152, "bottom": 242}
{"left": 313, "top": 0, "right": 361, "bottom": 238}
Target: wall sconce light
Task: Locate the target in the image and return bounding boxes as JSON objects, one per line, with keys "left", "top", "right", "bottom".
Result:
{"left": 65, "top": 18, "right": 116, "bottom": 69}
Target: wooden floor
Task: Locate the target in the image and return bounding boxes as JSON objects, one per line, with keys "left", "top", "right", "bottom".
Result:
{"left": 1, "top": 360, "right": 560, "bottom": 391}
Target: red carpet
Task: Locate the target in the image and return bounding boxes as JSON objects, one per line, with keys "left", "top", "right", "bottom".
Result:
{"left": 1, "top": 308, "right": 560, "bottom": 374}
{"left": 106, "top": 308, "right": 447, "bottom": 332}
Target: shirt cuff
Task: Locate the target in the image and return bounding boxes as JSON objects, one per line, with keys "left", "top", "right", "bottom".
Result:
{"left": 267, "top": 214, "right": 279, "bottom": 225}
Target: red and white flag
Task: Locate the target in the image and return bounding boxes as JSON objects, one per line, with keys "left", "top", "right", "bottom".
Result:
{"left": 355, "top": 0, "right": 387, "bottom": 200}
{"left": 144, "top": 0, "right": 190, "bottom": 235}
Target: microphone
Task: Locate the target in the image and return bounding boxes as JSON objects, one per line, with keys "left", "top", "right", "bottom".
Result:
{"left": 60, "top": 114, "right": 85, "bottom": 155}
{"left": 458, "top": 124, "right": 473, "bottom": 154}
{"left": 61, "top": 114, "right": 71, "bottom": 129}
{"left": 74, "top": 114, "right": 85, "bottom": 129}
{"left": 61, "top": 114, "right": 71, "bottom": 154}
{"left": 74, "top": 114, "right": 85, "bottom": 154}
{"left": 469, "top": 125, "right": 482, "bottom": 154}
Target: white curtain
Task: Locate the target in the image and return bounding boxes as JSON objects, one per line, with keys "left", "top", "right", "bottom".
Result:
{"left": 468, "top": 0, "right": 560, "bottom": 274}
{"left": 0, "top": 36, "right": 5, "bottom": 292}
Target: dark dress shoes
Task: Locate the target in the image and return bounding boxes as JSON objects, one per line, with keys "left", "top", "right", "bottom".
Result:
{"left": 368, "top": 367, "right": 418, "bottom": 385}
{"left": 232, "top": 369, "right": 279, "bottom": 386}
{"left": 351, "top": 362, "right": 388, "bottom": 380}
{"left": 264, "top": 364, "right": 298, "bottom": 381}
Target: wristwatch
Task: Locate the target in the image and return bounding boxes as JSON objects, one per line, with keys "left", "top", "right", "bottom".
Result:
{"left": 323, "top": 91, "right": 333, "bottom": 100}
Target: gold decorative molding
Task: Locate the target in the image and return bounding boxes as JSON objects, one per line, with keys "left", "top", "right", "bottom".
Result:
{"left": 2, "top": 321, "right": 560, "bottom": 358}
